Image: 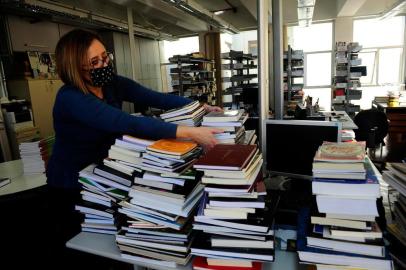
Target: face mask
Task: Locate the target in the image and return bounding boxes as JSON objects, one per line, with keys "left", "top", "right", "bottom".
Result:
{"left": 89, "top": 64, "right": 114, "bottom": 87}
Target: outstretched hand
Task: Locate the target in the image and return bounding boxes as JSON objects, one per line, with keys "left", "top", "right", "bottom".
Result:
{"left": 176, "top": 126, "right": 223, "bottom": 151}
{"left": 203, "top": 104, "right": 223, "bottom": 113}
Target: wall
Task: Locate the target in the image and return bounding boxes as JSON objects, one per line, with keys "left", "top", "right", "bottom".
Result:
{"left": 335, "top": 17, "right": 353, "bottom": 43}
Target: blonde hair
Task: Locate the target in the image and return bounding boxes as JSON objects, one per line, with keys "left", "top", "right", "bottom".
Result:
{"left": 55, "top": 29, "right": 104, "bottom": 94}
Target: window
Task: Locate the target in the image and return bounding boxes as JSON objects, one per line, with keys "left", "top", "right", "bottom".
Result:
{"left": 306, "top": 53, "right": 332, "bottom": 87}
{"left": 287, "top": 22, "right": 333, "bottom": 109}
{"left": 161, "top": 36, "right": 199, "bottom": 92}
{"left": 353, "top": 17, "right": 405, "bottom": 109}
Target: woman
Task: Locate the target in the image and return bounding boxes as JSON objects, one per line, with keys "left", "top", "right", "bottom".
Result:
{"left": 45, "top": 29, "right": 221, "bottom": 268}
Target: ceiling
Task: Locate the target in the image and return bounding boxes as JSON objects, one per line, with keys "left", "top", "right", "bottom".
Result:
{"left": 0, "top": 0, "right": 404, "bottom": 39}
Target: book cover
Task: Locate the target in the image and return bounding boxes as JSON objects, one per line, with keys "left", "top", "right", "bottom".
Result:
{"left": 194, "top": 144, "right": 257, "bottom": 171}
{"left": 193, "top": 256, "right": 261, "bottom": 270}
{"left": 147, "top": 139, "right": 197, "bottom": 157}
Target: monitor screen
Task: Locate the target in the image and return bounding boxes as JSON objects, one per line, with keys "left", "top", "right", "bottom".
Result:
{"left": 266, "top": 120, "right": 342, "bottom": 179}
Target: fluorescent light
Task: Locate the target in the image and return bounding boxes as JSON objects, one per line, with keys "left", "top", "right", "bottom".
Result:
{"left": 298, "top": 0, "right": 315, "bottom": 8}
{"left": 297, "top": 6, "right": 314, "bottom": 19}
{"left": 298, "top": 19, "right": 311, "bottom": 27}
{"left": 214, "top": 10, "right": 225, "bottom": 15}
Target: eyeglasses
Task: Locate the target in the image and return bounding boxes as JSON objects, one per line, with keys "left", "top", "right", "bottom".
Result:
{"left": 88, "top": 52, "right": 114, "bottom": 69}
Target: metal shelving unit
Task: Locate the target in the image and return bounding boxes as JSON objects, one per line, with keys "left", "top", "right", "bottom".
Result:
{"left": 283, "top": 45, "right": 304, "bottom": 115}
{"left": 221, "top": 50, "right": 258, "bottom": 110}
{"left": 332, "top": 42, "right": 366, "bottom": 117}
{"left": 166, "top": 54, "right": 216, "bottom": 104}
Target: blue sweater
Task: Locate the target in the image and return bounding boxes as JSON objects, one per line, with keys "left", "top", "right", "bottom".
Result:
{"left": 46, "top": 75, "right": 191, "bottom": 189}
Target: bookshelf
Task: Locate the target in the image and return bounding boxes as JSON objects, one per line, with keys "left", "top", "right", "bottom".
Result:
{"left": 283, "top": 45, "right": 304, "bottom": 115}
{"left": 220, "top": 50, "right": 258, "bottom": 110}
{"left": 332, "top": 42, "right": 366, "bottom": 117}
{"left": 167, "top": 53, "right": 216, "bottom": 104}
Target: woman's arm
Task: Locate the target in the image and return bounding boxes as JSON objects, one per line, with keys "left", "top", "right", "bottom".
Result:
{"left": 58, "top": 89, "right": 178, "bottom": 140}
{"left": 116, "top": 76, "right": 192, "bottom": 110}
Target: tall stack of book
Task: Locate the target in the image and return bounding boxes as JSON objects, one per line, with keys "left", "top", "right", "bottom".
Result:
{"left": 19, "top": 135, "right": 54, "bottom": 175}
{"left": 75, "top": 136, "right": 149, "bottom": 234}
{"left": 297, "top": 141, "right": 393, "bottom": 270}
{"left": 382, "top": 163, "right": 406, "bottom": 268}
{"left": 115, "top": 139, "right": 205, "bottom": 267}
{"left": 191, "top": 144, "right": 275, "bottom": 269}
{"left": 201, "top": 109, "right": 248, "bottom": 144}
{"left": 160, "top": 100, "right": 205, "bottom": 127}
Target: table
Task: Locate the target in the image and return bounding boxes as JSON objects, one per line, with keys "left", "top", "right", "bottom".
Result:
{"left": 319, "top": 111, "right": 358, "bottom": 130}
{"left": 0, "top": 159, "right": 47, "bottom": 196}
{"left": 67, "top": 232, "right": 305, "bottom": 270}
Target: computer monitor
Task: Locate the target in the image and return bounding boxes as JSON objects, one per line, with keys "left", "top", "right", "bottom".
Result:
{"left": 265, "top": 120, "right": 342, "bottom": 180}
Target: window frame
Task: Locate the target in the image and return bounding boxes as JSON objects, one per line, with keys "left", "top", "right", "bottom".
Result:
{"left": 353, "top": 16, "right": 406, "bottom": 88}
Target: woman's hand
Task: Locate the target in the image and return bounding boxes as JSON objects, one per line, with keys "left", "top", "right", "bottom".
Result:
{"left": 176, "top": 126, "right": 223, "bottom": 150}
{"left": 203, "top": 104, "right": 223, "bottom": 113}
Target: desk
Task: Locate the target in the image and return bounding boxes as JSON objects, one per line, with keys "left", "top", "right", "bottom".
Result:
{"left": 372, "top": 101, "right": 406, "bottom": 133}
{"left": 0, "top": 159, "right": 47, "bottom": 196}
{"left": 67, "top": 232, "right": 305, "bottom": 270}
{"left": 315, "top": 111, "right": 358, "bottom": 130}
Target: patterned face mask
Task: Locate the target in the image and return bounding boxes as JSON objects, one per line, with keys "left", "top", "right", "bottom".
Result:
{"left": 89, "top": 64, "right": 114, "bottom": 87}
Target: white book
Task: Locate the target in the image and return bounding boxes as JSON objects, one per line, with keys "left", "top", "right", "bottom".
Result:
{"left": 306, "top": 237, "right": 384, "bottom": 257}
{"left": 108, "top": 149, "right": 142, "bottom": 165}
{"left": 211, "top": 238, "right": 274, "bottom": 249}
{"left": 316, "top": 195, "right": 379, "bottom": 216}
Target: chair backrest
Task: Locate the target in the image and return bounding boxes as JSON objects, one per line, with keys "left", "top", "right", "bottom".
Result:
{"left": 353, "top": 109, "right": 389, "bottom": 147}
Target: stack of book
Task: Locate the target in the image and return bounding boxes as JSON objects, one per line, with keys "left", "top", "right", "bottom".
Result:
{"left": 191, "top": 144, "right": 275, "bottom": 268}
{"left": 115, "top": 139, "right": 205, "bottom": 267}
{"left": 19, "top": 136, "right": 55, "bottom": 175}
{"left": 201, "top": 109, "right": 248, "bottom": 144}
{"left": 297, "top": 141, "right": 393, "bottom": 269}
{"left": 75, "top": 161, "right": 137, "bottom": 235}
{"left": 382, "top": 163, "right": 406, "bottom": 268}
{"left": 160, "top": 100, "right": 205, "bottom": 127}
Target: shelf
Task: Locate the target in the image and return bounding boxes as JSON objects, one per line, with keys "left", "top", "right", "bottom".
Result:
{"left": 222, "top": 74, "right": 257, "bottom": 83}
{"left": 221, "top": 64, "right": 258, "bottom": 70}
{"left": 172, "top": 80, "right": 214, "bottom": 87}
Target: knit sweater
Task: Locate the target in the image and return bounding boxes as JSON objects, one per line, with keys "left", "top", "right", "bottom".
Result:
{"left": 46, "top": 75, "right": 191, "bottom": 189}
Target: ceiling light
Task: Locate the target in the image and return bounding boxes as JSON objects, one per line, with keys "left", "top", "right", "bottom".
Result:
{"left": 214, "top": 10, "right": 225, "bottom": 15}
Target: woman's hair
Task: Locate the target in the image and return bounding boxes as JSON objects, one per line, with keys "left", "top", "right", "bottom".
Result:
{"left": 55, "top": 29, "right": 104, "bottom": 94}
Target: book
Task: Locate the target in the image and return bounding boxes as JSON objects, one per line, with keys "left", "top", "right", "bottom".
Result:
{"left": 202, "top": 110, "right": 243, "bottom": 123}
{"left": 93, "top": 164, "right": 134, "bottom": 187}
{"left": 314, "top": 141, "right": 366, "bottom": 162}
{"left": 194, "top": 144, "right": 257, "bottom": 171}
{"left": 296, "top": 208, "right": 393, "bottom": 270}
{"left": 0, "top": 177, "right": 10, "bottom": 188}
{"left": 147, "top": 139, "right": 198, "bottom": 158}
{"left": 160, "top": 101, "right": 200, "bottom": 120}
{"left": 193, "top": 256, "right": 261, "bottom": 270}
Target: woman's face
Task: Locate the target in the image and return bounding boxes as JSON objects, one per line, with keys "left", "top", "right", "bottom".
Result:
{"left": 83, "top": 39, "right": 109, "bottom": 84}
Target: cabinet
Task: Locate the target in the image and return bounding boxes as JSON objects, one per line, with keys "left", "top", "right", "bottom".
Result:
{"left": 7, "top": 79, "right": 63, "bottom": 138}
{"left": 7, "top": 15, "right": 60, "bottom": 53}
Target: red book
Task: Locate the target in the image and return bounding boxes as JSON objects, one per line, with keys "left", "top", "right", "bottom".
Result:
{"left": 194, "top": 144, "right": 257, "bottom": 171}
{"left": 193, "top": 257, "right": 262, "bottom": 270}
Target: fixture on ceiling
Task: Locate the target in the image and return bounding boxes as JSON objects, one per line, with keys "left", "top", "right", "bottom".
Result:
{"left": 161, "top": 0, "right": 239, "bottom": 34}
{"left": 1, "top": 0, "right": 176, "bottom": 40}
{"left": 380, "top": 0, "right": 406, "bottom": 20}
{"left": 212, "top": 7, "right": 236, "bottom": 16}
{"left": 297, "top": 0, "right": 316, "bottom": 27}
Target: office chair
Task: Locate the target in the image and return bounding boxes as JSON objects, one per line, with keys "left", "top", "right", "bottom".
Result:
{"left": 353, "top": 109, "right": 389, "bottom": 170}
